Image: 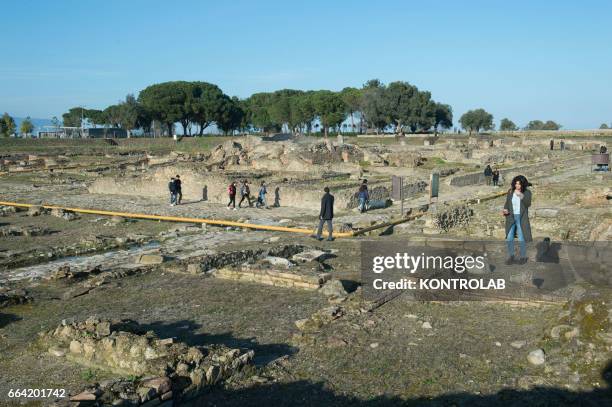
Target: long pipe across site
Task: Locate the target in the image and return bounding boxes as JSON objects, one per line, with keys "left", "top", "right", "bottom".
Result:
{"left": 0, "top": 189, "right": 507, "bottom": 239}
{"left": 0, "top": 200, "right": 362, "bottom": 237}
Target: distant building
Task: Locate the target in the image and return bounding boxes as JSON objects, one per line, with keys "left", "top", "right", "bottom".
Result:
{"left": 83, "top": 128, "right": 127, "bottom": 138}
{"left": 38, "top": 127, "right": 81, "bottom": 138}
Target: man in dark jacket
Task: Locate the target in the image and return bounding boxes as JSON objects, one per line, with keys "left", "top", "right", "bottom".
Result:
{"left": 492, "top": 168, "right": 500, "bottom": 186}
{"left": 315, "top": 187, "right": 334, "bottom": 241}
{"left": 484, "top": 165, "right": 493, "bottom": 186}
{"left": 168, "top": 177, "right": 177, "bottom": 206}
{"left": 173, "top": 175, "right": 182, "bottom": 205}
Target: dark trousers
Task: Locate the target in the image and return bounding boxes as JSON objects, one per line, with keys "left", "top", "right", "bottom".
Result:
{"left": 239, "top": 194, "right": 252, "bottom": 207}
{"left": 228, "top": 195, "right": 236, "bottom": 208}
{"left": 493, "top": 178, "right": 499, "bottom": 186}
{"left": 175, "top": 190, "right": 182, "bottom": 204}
{"left": 317, "top": 219, "right": 333, "bottom": 239}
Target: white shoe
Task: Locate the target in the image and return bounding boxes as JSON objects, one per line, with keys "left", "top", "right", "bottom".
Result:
{"left": 233, "top": 208, "right": 237, "bottom": 211}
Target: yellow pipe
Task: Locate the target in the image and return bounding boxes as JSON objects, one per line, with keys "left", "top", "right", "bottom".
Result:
{"left": 352, "top": 211, "right": 427, "bottom": 236}
{"left": 0, "top": 189, "right": 508, "bottom": 239}
{"left": 0, "top": 200, "right": 355, "bottom": 238}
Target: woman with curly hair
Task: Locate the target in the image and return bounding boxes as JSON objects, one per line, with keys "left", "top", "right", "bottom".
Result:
{"left": 502, "top": 175, "right": 533, "bottom": 264}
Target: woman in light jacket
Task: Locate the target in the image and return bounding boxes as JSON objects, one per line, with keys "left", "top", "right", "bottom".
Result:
{"left": 502, "top": 175, "right": 533, "bottom": 264}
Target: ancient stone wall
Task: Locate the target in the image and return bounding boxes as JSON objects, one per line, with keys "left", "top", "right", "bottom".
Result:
{"left": 89, "top": 166, "right": 381, "bottom": 210}
{"left": 214, "top": 267, "right": 330, "bottom": 290}
{"left": 448, "top": 161, "right": 554, "bottom": 187}
{"left": 41, "top": 317, "right": 254, "bottom": 405}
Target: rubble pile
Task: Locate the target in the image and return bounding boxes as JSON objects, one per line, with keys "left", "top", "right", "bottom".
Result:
{"left": 526, "top": 295, "right": 612, "bottom": 385}
{"left": 50, "top": 207, "right": 80, "bottom": 221}
{"left": 174, "top": 244, "right": 308, "bottom": 274}
{"left": 41, "top": 317, "right": 254, "bottom": 405}
{"left": 0, "top": 205, "right": 18, "bottom": 216}
{"left": 203, "top": 137, "right": 367, "bottom": 171}
{"left": 0, "top": 287, "right": 32, "bottom": 308}
{"left": 0, "top": 225, "right": 49, "bottom": 237}
{"left": 385, "top": 151, "right": 424, "bottom": 167}
{"left": 432, "top": 205, "right": 474, "bottom": 232}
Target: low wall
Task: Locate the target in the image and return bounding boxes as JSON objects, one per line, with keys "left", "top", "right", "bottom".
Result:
{"left": 88, "top": 165, "right": 387, "bottom": 210}
{"left": 449, "top": 161, "right": 554, "bottom": 187}
{"left": 214, "top": 267, "right": 330, "bottom": 290}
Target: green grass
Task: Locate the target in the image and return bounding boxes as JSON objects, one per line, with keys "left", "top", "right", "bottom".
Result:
{"left": 81, "top": 368, "right": 98, "bottom": 381}
{"left": 429, "top": 157, "right": 447, "bottom": 165}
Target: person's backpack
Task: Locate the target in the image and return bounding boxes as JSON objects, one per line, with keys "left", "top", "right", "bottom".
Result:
{"left": 228, "top": 184, "right": 235, "bottom": 195}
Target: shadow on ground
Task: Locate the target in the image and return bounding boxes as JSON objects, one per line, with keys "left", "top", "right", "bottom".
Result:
{"left": 0, "top": 312, "right": 21, "bottom": 329}
{"left": 203, "top": 360, "right": 612, "bottom": 406}
{"left": 127, "top": 319, "right": 297, "bottom": 366}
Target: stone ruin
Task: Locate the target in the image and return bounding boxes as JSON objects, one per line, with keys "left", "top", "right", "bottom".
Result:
{"left": 41, "top": 317, "right": 254, "bottom": 406}
{"left": 86, "top": 135, "right": 431, "bottom": 210}
{"left": 213, "top": 251, "right": 332, "bottom": 290}
{"left": 202, "top": 136, "right": 367, "bottom": 172}
{"left": 430, "top": 204, "right": 474, "bottom": 232}
{"left": 0, "top": 154, "right": 70, "bottom": 172}
{"left": 162, "top": 244, "right": 336, "bottom": 291}
{"left": 0, "top": 286, "right": 32, "bottom": 308}
{"left": 0, "top": 225, "right": 49, "bottom": 237}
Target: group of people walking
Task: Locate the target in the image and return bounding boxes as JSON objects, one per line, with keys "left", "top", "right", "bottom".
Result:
{"left": 227, "top": 179, "right": 268, "bottom": 210}
{"left": 484, "top": 165, "right": 501, "bottom": 186}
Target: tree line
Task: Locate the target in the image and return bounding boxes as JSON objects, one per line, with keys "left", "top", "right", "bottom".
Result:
{"left": 2, "top": 80, "right": 583, "bottom": 138}
{"left": 58, "top": 79, "right": 454, "bottom": 137}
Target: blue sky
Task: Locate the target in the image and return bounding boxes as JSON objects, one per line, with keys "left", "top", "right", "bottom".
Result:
{"left": 1, "top": 0, "right": 611, "bottom": 129}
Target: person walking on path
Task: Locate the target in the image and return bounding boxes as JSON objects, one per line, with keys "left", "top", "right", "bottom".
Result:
{"left": 492, "top": 168, "right": 500, "bottom": 187}
{"left": 227, "top": 181, "right": 237, "bottom": 210}
{"left": 173, "top": 175, "right": 182, "bottom": 205}
{"left": 315, "top": 186, "right": 334, "bottom": 241}
{"left": 503, "top": 175, "right": 533, "bottom": 265}
{"left": 484, "top": 165, "right": 493, "bottom": 186}
{"left": 256, "top": 181, "right": 269, "bottom": 209}
{"left": 168, "top": 177, "right": 177, "bottom": 206}
{"left": 358, "top": 179, "right": 369, "bottom": 213}
{"left": 238, "top": 180, "right": 252, "bottom": 208}
{"left": 550, "top": 139, "right": 554, "bottom": 150}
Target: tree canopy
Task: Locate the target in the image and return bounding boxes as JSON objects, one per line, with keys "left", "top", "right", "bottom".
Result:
{"left": 525, "top": 120, "right": 561, "bottom": 131}
{"left": 434, "top": 103, "right": 453, "bottom": 133}
{"left": 459, "top": 109, "right": 494, "bottom": 134}
{"left": 599, "top": 123, "right": 609, "bottom": 129}
{"left": 0, "top": 113, "right": 16, "bottom": 137}
{"left": 62, "top": 107, "right": 85, "bottom": 128}
{"left": 20, "top": 116, "right": 34, "bottom": 135}
{"left": 499, "top": 118, "right": 518, "bottom": 131}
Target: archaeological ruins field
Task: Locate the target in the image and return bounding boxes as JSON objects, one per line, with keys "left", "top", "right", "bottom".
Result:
{"left": 0, "top": 132, "right": 611, "bottom": 406}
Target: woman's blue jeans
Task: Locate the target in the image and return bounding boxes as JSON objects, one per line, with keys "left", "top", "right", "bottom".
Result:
{"left": 506, "top": 214, "right": 526, "bottom": 258}
{"left": 358, "top": 197, "right": 367, "bottom": 212}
